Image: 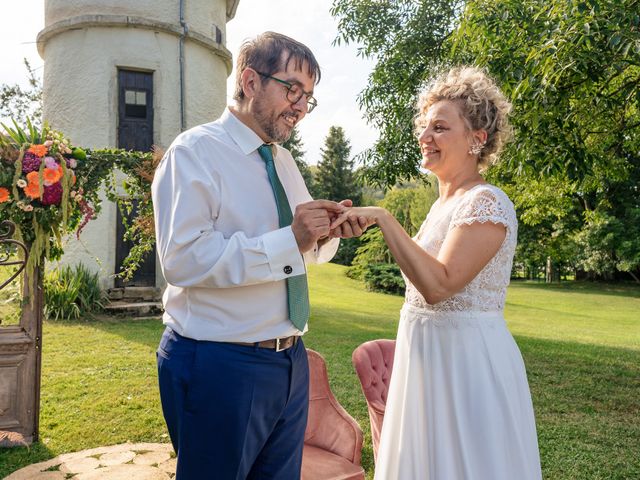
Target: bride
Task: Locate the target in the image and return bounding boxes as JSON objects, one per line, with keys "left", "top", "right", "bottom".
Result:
{"left": 333, "top": 66, "right": 542, "bottom": 480}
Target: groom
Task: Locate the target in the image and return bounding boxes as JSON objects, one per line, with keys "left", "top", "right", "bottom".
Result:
{"left": 152, "top": 31, "right": 366, "bottom": 479}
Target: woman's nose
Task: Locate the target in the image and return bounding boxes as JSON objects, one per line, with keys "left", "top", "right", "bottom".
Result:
{"left": 418, "top": 128, "right": 432, "bottom": 143}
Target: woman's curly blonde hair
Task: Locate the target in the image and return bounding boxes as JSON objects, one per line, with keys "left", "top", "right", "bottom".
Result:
{"left": 415, "top": 66, "right": 513, "bottom": 168}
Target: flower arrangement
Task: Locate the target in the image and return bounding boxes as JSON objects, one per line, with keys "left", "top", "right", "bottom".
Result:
{"left": 0, "top": 120, "right": 93, "bottom": 272}
{"left": 1, "top": 118, "right": 157, "bottom": 280}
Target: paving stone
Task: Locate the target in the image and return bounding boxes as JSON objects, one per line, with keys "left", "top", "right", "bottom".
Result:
{"left": 133, "top": 450, "right": 172, "bottom": 466}
{"left": 59, "top": 456, "right": 101, "bottom": 474}
{"left": 6, "top": 443, "right": 174, "bottom": 479}
{"left": 75, "top": 464, "right": 171, "bottom": 480}
{"left": 99, "top": 450, "right": 136, "bottom": 466}
{"left": 25, "top": 473, "right": 66, "bottom": 479}
{"left": 4, "top": 459, "right": 60, "bottom": 480}
{"left": 4, "top": 465, "right": 41, "bottom": 479}
{"left": 157, "top": 457, "right": 177, "bottom": 474}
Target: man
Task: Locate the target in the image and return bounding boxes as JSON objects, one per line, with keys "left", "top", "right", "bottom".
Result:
{"left": 152, "top": 32, "right": 364, "bottom": 479}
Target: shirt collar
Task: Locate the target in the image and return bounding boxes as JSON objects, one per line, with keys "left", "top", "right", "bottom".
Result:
{"left": 221, "top": 107, "right": 274, "bottom": 156}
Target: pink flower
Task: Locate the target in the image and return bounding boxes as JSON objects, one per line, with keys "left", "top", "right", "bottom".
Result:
{"left": 41, "top": 182, "right": 63, "bottom": 206}
{"left": 44, "top": 156, "right": 57, "bottom": 169}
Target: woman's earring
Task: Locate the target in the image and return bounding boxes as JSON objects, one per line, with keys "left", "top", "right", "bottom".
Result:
{"left": 468, "top": 143, "right": 485, "bottom": 156}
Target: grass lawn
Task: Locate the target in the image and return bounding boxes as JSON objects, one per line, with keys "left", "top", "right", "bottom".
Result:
{"left": 1, "top": 263, "right": 639, "bottom": 479}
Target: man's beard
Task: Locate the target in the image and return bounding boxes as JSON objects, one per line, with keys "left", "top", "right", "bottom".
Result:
{"left": 254, "top": 98, "right": 294, "bottom": 143}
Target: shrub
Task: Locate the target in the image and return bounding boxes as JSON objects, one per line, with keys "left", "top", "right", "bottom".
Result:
{"left": 349, "top": 182, "right": 438, "bottom": 279}
{"left": 362, "top": 263, "right": 405, "bottom": 295}
{"left": 44, "top": 264, "right": 105, "bottom": 320}
{"left": 332, "top": 237, "right": 361, "bottom": 266}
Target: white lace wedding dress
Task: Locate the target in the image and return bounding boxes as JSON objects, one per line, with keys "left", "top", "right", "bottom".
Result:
{"left": 374, "top": 184, "right": 542, "bottom": 480}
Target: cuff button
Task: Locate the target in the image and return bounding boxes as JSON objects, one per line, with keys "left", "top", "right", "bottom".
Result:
{"left": 284, "top": 266, "right": 293, "bottom": 274}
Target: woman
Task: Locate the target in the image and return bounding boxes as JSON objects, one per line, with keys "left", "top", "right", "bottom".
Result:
{"left": 333, "top": 67, "right": 542, "bottom": 479}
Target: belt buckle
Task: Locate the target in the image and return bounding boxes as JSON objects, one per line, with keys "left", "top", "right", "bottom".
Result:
{"left": 275, "top": 337, "right": 285, "bottom": 352}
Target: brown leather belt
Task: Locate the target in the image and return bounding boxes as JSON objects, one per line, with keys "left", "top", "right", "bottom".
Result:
{"left": 229, "top": 335, "right": 299, "bottom": 352}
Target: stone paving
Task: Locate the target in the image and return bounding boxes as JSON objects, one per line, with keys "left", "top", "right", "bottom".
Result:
{"left": 5, "top": 443, "right": 176, "bottom": 479}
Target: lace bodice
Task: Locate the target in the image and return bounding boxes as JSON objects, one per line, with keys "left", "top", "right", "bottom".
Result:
{"left": 404, "top": 184, "right": 517, "bottom": 313}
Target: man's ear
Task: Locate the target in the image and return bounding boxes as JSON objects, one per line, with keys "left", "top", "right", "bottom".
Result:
{"left": 240, "top": 69, "right": 260, "bottom": 100}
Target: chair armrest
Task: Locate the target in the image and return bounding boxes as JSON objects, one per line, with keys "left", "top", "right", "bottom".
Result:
{"left": 304, "top": 396, "right": 363, "bottom": 465}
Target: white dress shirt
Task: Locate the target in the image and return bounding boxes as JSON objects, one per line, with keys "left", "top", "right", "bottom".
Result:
{"left": 152, "top": 108, "right": 339, "bottom": 342}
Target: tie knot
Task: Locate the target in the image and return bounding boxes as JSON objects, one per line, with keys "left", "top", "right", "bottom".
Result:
{"left": 258, "top": 144, "right": 274, "bottom": 164}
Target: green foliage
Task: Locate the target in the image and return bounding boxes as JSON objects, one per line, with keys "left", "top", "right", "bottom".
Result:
{"left": 282, "top": 126, "right": 317, "bottom": 196}
{"left": 574, "top": 209, "right": 640, "bottom": 281}
{"left": 331, "top": 0, "right": 464, "bottom": 186}
{"left": 0, "top": 265, "right": 22, "bottom": 326}
{"left": 44, "top": 268, "right": 82, "bottom": 321}
{"left": 349, "top": 182, "right": 438, "bottom": 286}
{"left": 452, "top": 0, "right": 640, "bottom": 281}
{"left": 332, "top": 237, "right": 362, "bottom": 266}
{"left": 362, "top": 262, "right": 405, "bottom": 295}
{"left": 332, "top": 0, "right": 640, "bottom": 281}
{"left": 0, "top": 120, "right": 155, "bottom": 281}
{"left": 315, "top": 126, "right": 362, "bottom": 205}
{"left": 44, "top": 264, "right": 105, "bottom": 321}
{"left": 0, "top": 59, "right": 42, "bottom": 126}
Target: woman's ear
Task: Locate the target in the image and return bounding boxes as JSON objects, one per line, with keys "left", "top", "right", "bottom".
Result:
{"left": 240, "top": 68, "right": 260, "bottom": 100}
{"left": 474, "top": 129, "right": 488, "bottom": 146}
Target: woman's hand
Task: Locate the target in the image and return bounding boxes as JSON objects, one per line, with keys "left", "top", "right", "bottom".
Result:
{"left": 329, "top": 206, "right": 382, "bottom": 237}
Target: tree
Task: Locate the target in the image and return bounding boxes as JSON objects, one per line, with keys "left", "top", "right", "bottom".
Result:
{"left": 451, "top": 0, "right": 640, "bottom": 281}
{"left": 332, "top": 0, "right": 640, "bottom": 281}
{"left": 0, "top": 60, "right": 42, "bottom": 125}
{"left": 348, "top": 182, "right": 439, "bottom": 292}
{"left": 331, "top": 0, "right": 464, "bottom": 186}
{"left": 315, "top": 126, "right": 361, "bottom": 204}
{"left": 282, "top": 126, "right": 316, "bottom": 196}
{"left": 315, "top": 125, "right": 362, "bottom": 265}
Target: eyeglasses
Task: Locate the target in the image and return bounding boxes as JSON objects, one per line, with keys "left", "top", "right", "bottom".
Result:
{"left": 255, "top": 70, "right": 318, "bottom": 113}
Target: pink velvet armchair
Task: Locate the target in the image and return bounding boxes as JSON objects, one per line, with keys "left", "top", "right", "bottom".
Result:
{"left": 302, "top": 349, "right": 365, "bottom": 480}
{"left": 351, "top": 339, "right": 396, "bottom": 462}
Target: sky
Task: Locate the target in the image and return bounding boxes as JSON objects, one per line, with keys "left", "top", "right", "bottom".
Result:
{"left": 0, "top": 0, "right": 378, "bottom": 166}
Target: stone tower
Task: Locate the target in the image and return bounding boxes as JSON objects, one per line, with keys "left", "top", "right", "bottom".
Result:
{"left": 36, "top": 0, "right": 239, "bottom": 289}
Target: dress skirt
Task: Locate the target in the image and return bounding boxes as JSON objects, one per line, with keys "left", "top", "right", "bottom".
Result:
{"left": 374, "top": 304, "right": 542, "bottom": 480}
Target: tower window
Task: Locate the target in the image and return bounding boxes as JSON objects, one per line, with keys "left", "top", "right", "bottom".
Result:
{"left": 124, "top": 89, "right": 147, "bottom": 118}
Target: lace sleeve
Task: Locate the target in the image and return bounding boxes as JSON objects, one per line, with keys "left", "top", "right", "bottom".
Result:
{"left": 450, "top": 186, "right": 516, "bottom": 232}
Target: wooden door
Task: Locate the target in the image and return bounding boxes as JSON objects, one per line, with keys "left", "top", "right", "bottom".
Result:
{"left": 0, "top": 221, "right": 41, "bottom": 444}
{"left": 115, "top": 69, "right": 156, "bottom": 287}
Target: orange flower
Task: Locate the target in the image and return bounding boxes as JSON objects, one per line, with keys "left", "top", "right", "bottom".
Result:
{"left": 26, "top": 171, "right": 40, "bottom": 185}
{"left": 23, "top": 182, "right": 41, "bottom": 199}
{"left": 0, "top": 187, "right": 10, "bottom": 203}
{"left": 43, "top": 165, "right": 63, "bottom": 184}
{"left": 28, "top": 144, "right": 48, "bottom": 157}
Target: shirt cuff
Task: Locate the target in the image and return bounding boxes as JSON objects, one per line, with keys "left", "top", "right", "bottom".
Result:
{"left": 263, "top": 226, "right": 306, "bottom": 280}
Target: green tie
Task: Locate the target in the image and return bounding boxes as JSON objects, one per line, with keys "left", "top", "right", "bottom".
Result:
{"left": 258, "top": 144, "right": 310, "bottom": 331}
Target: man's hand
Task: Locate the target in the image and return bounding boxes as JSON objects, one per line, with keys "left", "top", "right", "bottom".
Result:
{"left": 292, "top": 200, "right": 345, "bottom": 253}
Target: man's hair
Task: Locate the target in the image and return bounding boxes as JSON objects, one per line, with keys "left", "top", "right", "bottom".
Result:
{"left": 233, "top": 31, "right": 321, "bottom": 102}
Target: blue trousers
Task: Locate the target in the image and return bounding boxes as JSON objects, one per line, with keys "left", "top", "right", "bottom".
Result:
{"left": 157, "top": 327, "right": 309, "bottom": 480}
